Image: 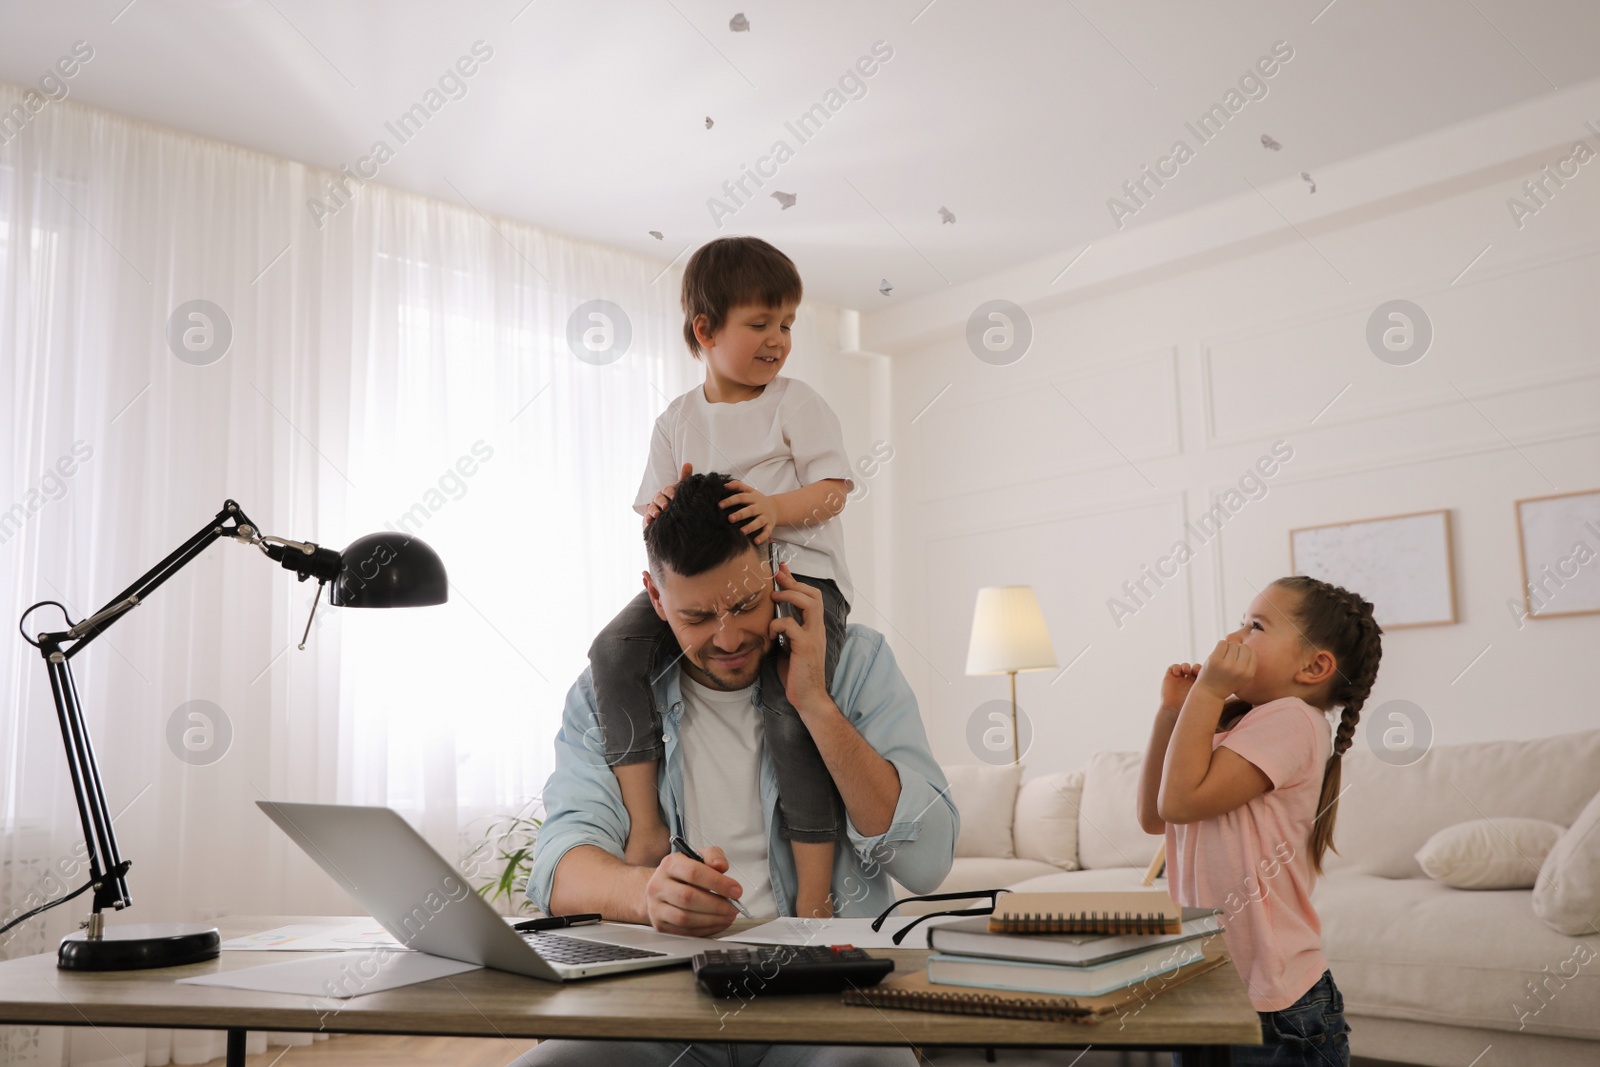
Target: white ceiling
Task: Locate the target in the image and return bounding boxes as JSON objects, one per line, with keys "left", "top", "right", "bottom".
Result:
{"left": 2, "top": 0, "right": 1598, "bottom": 308}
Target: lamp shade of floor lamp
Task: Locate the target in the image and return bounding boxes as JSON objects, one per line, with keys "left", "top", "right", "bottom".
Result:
{"left": 965, "top": 585, "right": 1058, "bottom": 763}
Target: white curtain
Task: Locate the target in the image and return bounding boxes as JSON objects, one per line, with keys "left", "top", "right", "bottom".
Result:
{"left": 0, "top": 83, "right": 733, "bottom": 1063}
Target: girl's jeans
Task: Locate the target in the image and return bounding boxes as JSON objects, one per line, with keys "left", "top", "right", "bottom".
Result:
{"left": 1175, "top": 968, "right": 1351, "bottom": 1067}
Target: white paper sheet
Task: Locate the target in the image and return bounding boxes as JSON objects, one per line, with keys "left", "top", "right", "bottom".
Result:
{"left": 725, "top": 914, "right": 970, "bottom": 950}
{"left": 220, "top": 918, "right": 406, "bottom": 952}
{"left": 178, "top": 951, "right": 478, "bottom": 997}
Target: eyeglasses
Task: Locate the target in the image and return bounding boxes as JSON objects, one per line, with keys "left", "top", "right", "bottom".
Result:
{"left": 869, "top": 887, "right": 1012, "bottom": 946}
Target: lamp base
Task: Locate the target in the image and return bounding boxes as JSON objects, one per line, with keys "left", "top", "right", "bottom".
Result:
{"left": 58, "top": 922, "right": 221, "bottom": 971}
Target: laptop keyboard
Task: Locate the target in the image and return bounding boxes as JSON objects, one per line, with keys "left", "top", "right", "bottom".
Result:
{"left": 524, "top": 932, "right": 667, "bottom": 965}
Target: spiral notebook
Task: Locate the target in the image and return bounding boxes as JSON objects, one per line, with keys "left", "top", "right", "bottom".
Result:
{"left": 988, "top": 890, "right": 1184, "bottom": 935}
{"left": 841, "top": 940, "right": 1229, "bottom": 1023}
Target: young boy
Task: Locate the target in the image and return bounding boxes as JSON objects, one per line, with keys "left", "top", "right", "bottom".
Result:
{"left": 587, "top": 235, "right": 855, "bottom": 920}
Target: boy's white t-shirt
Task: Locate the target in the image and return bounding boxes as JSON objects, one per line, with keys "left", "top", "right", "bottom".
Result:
{"left": 633, "top": 375, "right": 855, "bottom": 594}
{"left": 677, "top": 669, "right": 778, "bottom": 919}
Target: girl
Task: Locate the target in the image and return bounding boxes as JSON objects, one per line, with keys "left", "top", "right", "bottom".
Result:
{"left": 1138, "top": 575, "right": 1382, "bottom": 1067}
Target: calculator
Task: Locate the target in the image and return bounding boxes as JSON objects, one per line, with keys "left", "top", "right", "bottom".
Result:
{"left": 691, "top": 944, "right": 894, "bottom": 997}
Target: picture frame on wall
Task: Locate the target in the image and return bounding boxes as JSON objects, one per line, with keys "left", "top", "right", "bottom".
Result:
{"left": 1515, "top": 489, "right": 1600, "bottom": 620}
{"left": 1289, "top": 509, "right": 1457, "bottom": 629}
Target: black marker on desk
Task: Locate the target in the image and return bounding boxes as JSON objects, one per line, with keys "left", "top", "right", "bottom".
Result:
{"left": 671, "top": 834, "right": 754, "bottom": 919}
{"left": 513, "top": 913, "right": 603, "bottom": 932}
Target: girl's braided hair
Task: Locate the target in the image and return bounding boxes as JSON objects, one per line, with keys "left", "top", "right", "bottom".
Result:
{"left": 1271, "top": 575, "right": 1383, "bottom": 875}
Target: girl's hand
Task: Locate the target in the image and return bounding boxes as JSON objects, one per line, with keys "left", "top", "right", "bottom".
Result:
{"left": 1160, "top": 663, "right": 1200, "bottom": 713}
{"left": 1196, "top": 639, "right": 1256, "bottom": 701}
{"left": 643, "top": 463, "right": 694, "bottom": 526}
{"left": 720, "top": 479, "right": 778, "bottom": 544}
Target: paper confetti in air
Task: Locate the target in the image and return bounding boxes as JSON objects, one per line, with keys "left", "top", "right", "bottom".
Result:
{"left": 729, "top": 13, "right": 750, "bottom": 32}
{"left": 771, "top": 190, "right": 796, "bottom": 210}
{"left": 705, "top": 116, "right": 715, "bottom": 129}
{"left": 878, "top": 279, "right": 893, "bottom": 296}
{"left": 648, "top": 231, "right": 663, "bottom": 240}
{"left": 1300, "top": 171, "right": 1317, "bottom": 194}
{"left": 938, "top": 206, "right": 956, "bottom": 224}
{"left": 1260, "top": 134, "right": 1282, "bottom": 151}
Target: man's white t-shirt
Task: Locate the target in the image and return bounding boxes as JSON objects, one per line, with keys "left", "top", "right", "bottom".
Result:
{"left": 677, "top": 669, "right": 779, "bottom": 919}
{"left": 633, "top": 376, "right": 855, "bottom": 595}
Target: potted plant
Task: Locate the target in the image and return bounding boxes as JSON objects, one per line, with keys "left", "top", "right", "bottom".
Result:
{"left": 462, "top": 797, "right": 544, "bottom": 916}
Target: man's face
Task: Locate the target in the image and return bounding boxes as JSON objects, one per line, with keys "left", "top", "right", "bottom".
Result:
{"left": 644, "top": 546, "right": 776, "bottom": 691}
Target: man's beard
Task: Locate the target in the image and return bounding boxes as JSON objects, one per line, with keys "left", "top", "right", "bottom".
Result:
{"left": 692, "top": 635, "right": 772, "bottom": 690}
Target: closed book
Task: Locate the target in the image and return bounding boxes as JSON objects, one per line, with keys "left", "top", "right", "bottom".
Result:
{"left": 929, "top": 937, "right": 1208, "bottom": 998}
{"left": 990, "top": 889, "right": 1184, "bottom": 934}
{"left": 929, "top": 912, "right": 1222, "bottom": 967}
{"left": 840, "top": 941, "right": 1230, "bottom": 1023}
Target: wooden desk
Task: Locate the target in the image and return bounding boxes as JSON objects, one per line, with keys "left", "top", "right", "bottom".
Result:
{"left": 0, "top": 916, "right": 1260, "bottom": 1066}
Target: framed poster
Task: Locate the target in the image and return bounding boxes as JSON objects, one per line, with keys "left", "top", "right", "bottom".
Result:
{"left": 1515, "top": 489, "right": 1600, "bottom": 619}
{"left": 1289, "top": 509, "right": 1456, "bottom": 628}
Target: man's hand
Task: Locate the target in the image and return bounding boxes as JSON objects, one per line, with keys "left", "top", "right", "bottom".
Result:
{"left": 643, "top": 845, "right": 742, "bottom": 937}
{"left": 771, "top": 563, "right": 829, "bottom": 714}
{"left": 1160, "top": 662, "right": 1200, "bottom": 714}
{"left": 1195, "top": 640, "right": 1255, "bottom": 702}
{"left": 720, "top": 478, "right": 778, "bottom": 544}
{"left": 643, "top": 463, "right": 693, "bottom": 526}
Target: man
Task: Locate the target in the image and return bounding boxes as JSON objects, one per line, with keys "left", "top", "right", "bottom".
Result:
{"left": 515, "top": 473, "right": 958, "bottom": 1066}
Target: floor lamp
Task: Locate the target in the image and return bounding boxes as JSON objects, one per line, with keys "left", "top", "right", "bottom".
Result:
{"left": 964, "top": 586, "right": 1057, "bottom": 764}
{"left": 12, "top": 499, "right": 448, "bottom": 970}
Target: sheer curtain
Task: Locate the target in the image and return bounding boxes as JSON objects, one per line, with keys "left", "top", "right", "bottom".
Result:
{"left": 0, "top": 84, "right": 712, "bottom": 1063}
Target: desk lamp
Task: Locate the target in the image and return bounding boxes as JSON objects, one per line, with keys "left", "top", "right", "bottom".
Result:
{"left": 12, "top": 499, "right": 447, "bottom": 970}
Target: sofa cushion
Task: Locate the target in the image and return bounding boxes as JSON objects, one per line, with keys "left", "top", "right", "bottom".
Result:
{"left": 1325, "top": 728, "right": 1600, "bottom": 879}
{"left": 1077, "top": 751, "right": 1162, "bottom": 870}
{"left": 944, "top": 764, "right": 1020, "bottom": 859}
{"left": 1317, "top": 872, "right": 1600, "bottom": 1040}
{"left": 1414, "top": 818, "right": 1565, "bottom": 889}
{"left": 1013, "top": 768, "right": 1084, "bottom": 871}
{"left": 1533, "top": 787, "right": 1600, "bottom": 936}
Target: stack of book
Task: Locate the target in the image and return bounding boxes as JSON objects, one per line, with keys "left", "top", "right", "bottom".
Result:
{"left": 843, "top": 890, "right": 1227, "bottom": 1022}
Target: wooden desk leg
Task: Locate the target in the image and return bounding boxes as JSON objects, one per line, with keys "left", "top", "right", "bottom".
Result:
{"left": 226, "top": 1028, "right": 246, "bottom": 1067}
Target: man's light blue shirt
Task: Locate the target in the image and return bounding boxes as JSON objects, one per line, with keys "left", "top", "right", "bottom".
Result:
{"left": 526, "top": 623, "right": 958, "bottom": 919}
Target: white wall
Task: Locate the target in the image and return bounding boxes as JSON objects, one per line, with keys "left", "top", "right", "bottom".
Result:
{"left": 777, "top": 302, "right": 891, "bottom": 633}
{"left": 865, "top": 95, "right": 1600, "bottom": 775}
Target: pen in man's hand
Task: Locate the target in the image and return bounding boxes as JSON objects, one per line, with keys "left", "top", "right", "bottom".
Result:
{"left": 513, "top": 913, "right": 603, "bottom": 932}
{"left": 670, "top": 834, "right": 753, "bottom": 919}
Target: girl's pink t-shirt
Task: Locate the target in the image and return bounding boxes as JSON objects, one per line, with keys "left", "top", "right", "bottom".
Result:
{"left": 1164, "top": 696, "right": 1333, "bottom": 1012}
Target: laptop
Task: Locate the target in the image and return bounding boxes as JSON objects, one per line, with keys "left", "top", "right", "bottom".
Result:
{"left": 257, "top": 801, "right": 735, "bottom": 981}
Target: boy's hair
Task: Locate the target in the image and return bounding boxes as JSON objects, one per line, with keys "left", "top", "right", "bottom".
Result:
{"left": 644, "top": 472, "right": 757, "bottom": 580}
{"left": 681, "top": 237, "right": 803, "bottom": 359}
{"left": 1271, "top": 575, "right": 1384, "bottom": 877}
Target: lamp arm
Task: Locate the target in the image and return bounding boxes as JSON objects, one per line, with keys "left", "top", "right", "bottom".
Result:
{"left": 42, "top": 500, "right": 255, "bottom": 658}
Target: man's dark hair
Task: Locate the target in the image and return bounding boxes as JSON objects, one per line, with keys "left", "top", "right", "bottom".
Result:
{"left": 644, "top": 472, "right": 758, "bottom": 578}
{"left": 681, "top": 237, "right": 803, "bottom": 359}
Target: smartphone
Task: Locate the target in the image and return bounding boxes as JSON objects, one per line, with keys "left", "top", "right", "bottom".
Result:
{"left": 768, "top": 541, "right": 793, "bottom": 650}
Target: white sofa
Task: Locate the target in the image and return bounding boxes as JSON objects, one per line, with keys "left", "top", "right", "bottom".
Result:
{"left": 897, "top": 728, "right": 1600, "bottom": 1067}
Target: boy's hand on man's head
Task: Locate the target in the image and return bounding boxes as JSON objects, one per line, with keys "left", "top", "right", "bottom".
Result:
{"left": 1196, "top": 639, "right": 1255, "bottom": 702}
{"left": 720, "top": 478, "right": 777, "bottom": 544}
{"left": 642, "top": 462, "right": 694, "bottom": 527}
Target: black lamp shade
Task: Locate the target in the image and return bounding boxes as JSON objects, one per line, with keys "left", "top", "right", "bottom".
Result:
{"left": 331, "top": 533, "right": 448, "bottom": 608}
